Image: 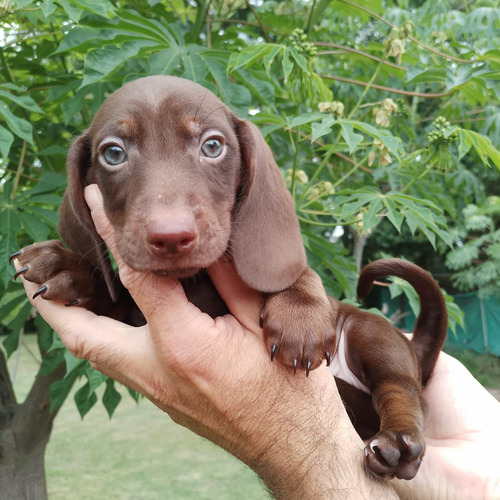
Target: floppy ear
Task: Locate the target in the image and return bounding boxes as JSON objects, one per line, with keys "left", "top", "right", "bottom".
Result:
{"left": 58, "top": 134, "right": 118, "bottom": 301}
{"left": 231, "top": 118, "right": 307, "bottom": 293}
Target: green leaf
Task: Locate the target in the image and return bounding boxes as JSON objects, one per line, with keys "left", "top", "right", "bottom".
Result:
{"left": 338, "top": 187, "right": 381, "bottom": 219}
{"left": 48, "top": 333, "right": 66, "bottom": 353}
{"left": 362, "top": 198, "right": 383, "bottom": 232}
{"left": 61, "top": 87, "right": 88, "bottom": 124}
{"left": 205, "top": 58, "right": 251, "bottom": 115}
{"left": 233, "top": 69, "right": 276, "bottom": 109}
{"left": 50, "top": 378, "right": 74, "bottom": 412}
{"left": 0, "top": 206, "right": 22, "bottom": 286}
{"left": 389, "top": 192, "right": 442, "bottom": 213}
{"left": 263, "top": 45, "right": 282, "bottom": 77}
{"left": 86, "top": 365, "right": 107, "bottom": 393}
{"left": 2, "top": 330, "right": 20, "bottom": 358}
{"left": 339, "top": 121, "right": 363, "bottom": 154}
{"left": 229, "top": 44, "right": 278, "bottom": 71}
{"left": 149, "top": 47, "right": 181, "bottom": 75}
{"left": 458, "top": 129, "right": 500, "bottom": 169}
{"left": 71, "top": 0, "right": 115, "bottom": 17}
{"left": 311, "top": 116, "right": 336, "bottom": 142}
{"left": 26, "top": 207, "right": 60, "bottom": 228}
{"left": 465, "top": 214, "right": 493, "bottom": 232}
{"left": 109, "top": 9, "right": 175, "bottom": 44}
{"left": 405, "top": 68, "right": 447, "bottom": 85}
{"left": 81, "top": 40, "right": 160, "bottom": 87}
{"left": 38, "top": 348, "right": 65, "bottom": 376}
{"left": 288, "top": 46, "right": 308, "bottom": 72}
{"left": 289, "top": 113, "right": 325, "bottom": 129}
{"left": 181, "top": 47, "right": 209, "bottom": 83}
{"left": 40, "top": 0, "right": 56, "bottom": 16}
{"left": 127, "top": 387, "right": 142, "bottom": 403}
{"left": 389, "top": 277, "right": 421, "bottom": 317}
{"left": 302, "top": 230, "right": 357, "bottom": 297}
{"left": 54, "top": 27, "right": 116, "bottom": 54}
{"left": 383, "top": 197, "right": 404, "bottom": 232}
{"left": 344, "top": 120, "right": 403, "bottom": 158}
{"left": 0, "top": 89, "right": 44, "bottom": 113}
{"left": 0, "top": 125, "right": 14, "bottom": 158}
{"left": 476, "top": 49, "right": 500, "bottom": 65}
{"left": 17, "top": 211, "right": 50, "bottom": 241}
{"left": 0, "top": 291, "right": 31, "bottom": 338}
{"left": 74, "top": 382, "right": 98, "bottom": 418}
{"left": 282, "top": 48, "right": 294, "bottom": 83}
{"left": 444, "top": 294, "right": 465, "bottom": 334}
{"left": 103, "top": 379, "right": 122, "bottom": 418}
{"left": 58, "top": 0, "right": 84, "bottom": 22}
{"left": 64, "top": 349, "right": 86, "bottom": 376}
{"left": 16, "top": 172, "right": 66, "bottom": 199}
{"left": 0, "top": 102, "right": 34, "bottom": 144}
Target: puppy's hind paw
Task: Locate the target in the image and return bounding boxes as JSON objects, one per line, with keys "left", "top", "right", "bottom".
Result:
{"left": 364, "top": 430, "right": 424, "bottom": 481}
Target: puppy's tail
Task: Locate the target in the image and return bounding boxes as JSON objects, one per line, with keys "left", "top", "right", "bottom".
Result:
{"left": 357, "top": 258, "right": 447, "bottom": 386}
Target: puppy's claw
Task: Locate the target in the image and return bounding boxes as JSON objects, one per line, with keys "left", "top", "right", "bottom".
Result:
{"left": 33, "top": 285, "right": 48, "bottom": 300}
{"left": 9, "top": 250, "right": 22, "bottom": 264}
{"left": 65, "top": 300, "right": 79, "bottom": 307}
{"left": 306, "top": 361, "right": 312, "bottom": 377}
{"left": 293, "top": 358, "right": 298, "bottom": 375}
{"left": 367, "top": 438, "right": 379, "bottom": 454}
{"left": 270, "top": 344, "right": 277, "bottom": 361}
{"left": 14, "top": 265, "right": 29, "bottom": 280}
{"left": 325, "top": 351, "right": 331, "bottom": 366}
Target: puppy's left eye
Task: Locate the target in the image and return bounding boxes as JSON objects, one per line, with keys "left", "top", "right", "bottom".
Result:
{"left": 102, "top": 145, "right": 127, "bottom": 165}
{"left": 201, "top": 138, "right": 224, "bottom": 158}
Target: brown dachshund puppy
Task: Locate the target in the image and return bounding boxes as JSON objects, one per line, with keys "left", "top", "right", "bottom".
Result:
{"left": 13, "top": 76, "right": 335, "bottom": 374}
{"left": 12, "top": 76, "right": 446, "bottom": 481}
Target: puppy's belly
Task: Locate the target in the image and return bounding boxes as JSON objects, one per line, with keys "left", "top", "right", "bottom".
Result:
{"left": 329, "top": 331, "right": 370, "bottom": 394}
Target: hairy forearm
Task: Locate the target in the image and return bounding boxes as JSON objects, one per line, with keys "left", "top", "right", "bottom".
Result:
{"left": 227, "top": 367, "right": 398, "bottom": 499}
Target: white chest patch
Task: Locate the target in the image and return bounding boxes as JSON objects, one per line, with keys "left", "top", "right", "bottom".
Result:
{"left": 329, "top": 329, "right": 370, "bottom": 394}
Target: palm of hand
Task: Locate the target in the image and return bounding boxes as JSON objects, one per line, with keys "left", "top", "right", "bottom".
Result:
{"left": 394, "top": 353, "right": 500, "bottom": 499}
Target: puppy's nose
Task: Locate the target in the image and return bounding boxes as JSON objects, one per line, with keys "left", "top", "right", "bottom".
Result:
{"left": 146, "top": 218, "right": 197, "bottom": 256}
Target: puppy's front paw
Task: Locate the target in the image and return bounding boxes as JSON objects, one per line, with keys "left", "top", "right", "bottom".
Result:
{"left": 10, "top": 240, "right": 99, "bottom": 309}
{"left": 261, "top": 268, "right": 336, "bottom": 375}
{"left": 364, "top": 429, "right": 424, "bottom": 481}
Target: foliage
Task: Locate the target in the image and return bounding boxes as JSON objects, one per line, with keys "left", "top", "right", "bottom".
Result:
{"left": 446, "top": 196, "right": 500, "bottom": 297}
{"left": 1, "top": 0, "right": 499, "bottom": 418}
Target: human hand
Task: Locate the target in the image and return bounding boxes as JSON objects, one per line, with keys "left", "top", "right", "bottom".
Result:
{"left": 392, "top": 350, "right": 500, "bottom": 499}
{"left": 14, "top": 184, "right": 397, "bottom": 499}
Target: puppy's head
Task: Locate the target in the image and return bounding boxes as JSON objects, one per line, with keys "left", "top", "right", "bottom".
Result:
{"left": 61, "top": 76, "right": 305, "bottom": 294}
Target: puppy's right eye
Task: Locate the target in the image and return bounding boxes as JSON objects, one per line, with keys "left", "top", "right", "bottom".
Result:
{"left": 102, "top": 145, "right": 127, "bottom": 165}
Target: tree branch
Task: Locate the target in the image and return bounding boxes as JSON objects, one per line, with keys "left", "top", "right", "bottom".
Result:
{"left": 11, "top": 362, "right": 67, "bottom": 454}
{"left": 315, "top": 42, "right": 406, "bottom": 72}
{"left": 320, "top": 74, "right": 453, "bottom": 98}
{"left": 245, "top": 0, "right": 272, "bottom": 43}
{"left": 0, "top": 349, "right": 17, "bottom": 408}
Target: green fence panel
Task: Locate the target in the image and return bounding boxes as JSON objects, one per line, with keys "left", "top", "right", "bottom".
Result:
{"left": 379, "top": 290, "right": 500, "bottom": 356}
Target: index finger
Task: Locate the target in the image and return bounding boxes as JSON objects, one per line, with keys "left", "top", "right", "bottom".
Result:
{"left": 13, "top": 257, "right": 142, "bottom": 366}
